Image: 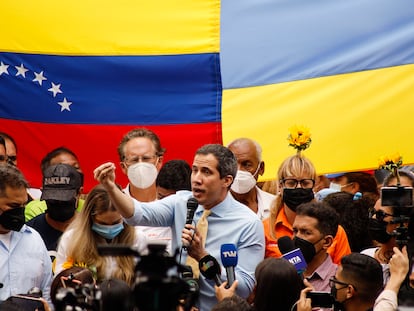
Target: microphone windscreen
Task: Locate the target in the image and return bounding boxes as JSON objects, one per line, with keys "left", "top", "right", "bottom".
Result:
{"left": 220, "top": 244, "right": 238, "bottom": 267}
{"left": 199, "top": 255, "right": 221, "bottom": 279}
{"left": 278, "top": 236, "right": 296, "bottom": 255}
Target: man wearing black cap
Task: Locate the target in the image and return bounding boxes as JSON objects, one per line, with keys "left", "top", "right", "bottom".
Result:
{"left": 26, "top": 163, "right": 83, "bottom": 265}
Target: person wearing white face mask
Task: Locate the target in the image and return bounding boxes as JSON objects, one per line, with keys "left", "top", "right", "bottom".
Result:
{"left": 117, "top": 128, "right": 172, "bottom": 254}
{"left": 228, "top": 138, "right": 275, "bottom": 220}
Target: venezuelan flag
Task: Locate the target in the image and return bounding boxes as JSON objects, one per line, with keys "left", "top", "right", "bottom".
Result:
{"left": 1, "top": 0, "right": 414, "bottom": 190}
{"left": 0, "top": 1, "right": 221, "bottom": 190}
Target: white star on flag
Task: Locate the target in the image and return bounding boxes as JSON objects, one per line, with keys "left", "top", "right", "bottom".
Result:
{"left": 33, "top": 71, "right": 47, "bottom": 85}
{"left": 15, "top": 63, "right": 29, "bottom": 78}
{"left": 58, "top": 98, "right": 72, "bottom": 112}
{"left": 0, "top": 61, "right": 9, "bottom": 76}
{"left": 48, "top": 82, "right": 63, "bottom": 97}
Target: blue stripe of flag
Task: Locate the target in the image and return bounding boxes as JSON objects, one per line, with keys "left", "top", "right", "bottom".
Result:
{"left": 0, "top": 52, "right": 222, "bottom": 125}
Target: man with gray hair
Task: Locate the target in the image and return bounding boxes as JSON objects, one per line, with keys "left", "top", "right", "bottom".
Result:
{"left": 227, "top": 138, "right": 275, "bottom": 220}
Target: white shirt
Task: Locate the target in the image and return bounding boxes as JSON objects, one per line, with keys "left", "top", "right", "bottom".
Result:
{"left": 256, "top": 186, "right": 275, "bottom": 220}
{"left": 124, "top": 184, "right": 173, "bottom": 254}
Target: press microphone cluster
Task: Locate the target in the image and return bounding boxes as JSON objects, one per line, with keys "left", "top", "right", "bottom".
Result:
{"left": 278, "top": 236, "right": 307, "bottom": 275}
{"left": 220, "top": 244, "right": 238, "bottom": 287}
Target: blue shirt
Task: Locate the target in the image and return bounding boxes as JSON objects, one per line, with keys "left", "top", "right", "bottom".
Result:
{"left": 125, "top": 190, "right": 265, "bottom": 311}
{"left": 0, "top": 224, "right": 53, "bottom": 305}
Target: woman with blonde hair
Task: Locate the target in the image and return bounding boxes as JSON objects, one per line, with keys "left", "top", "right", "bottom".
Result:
{"left": 55, "top": 184, "right": 148, "bottom": 286}
{"left": 262, "top": 154, "right": 351, "bottom": 264}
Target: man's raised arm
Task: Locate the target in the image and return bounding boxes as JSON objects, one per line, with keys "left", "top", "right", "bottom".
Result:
{"left": 94, "top": 162, "right": 135, "bottom": 218}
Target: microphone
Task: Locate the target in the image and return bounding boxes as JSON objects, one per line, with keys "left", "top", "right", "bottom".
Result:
{"left": 183, "top": 198, "right": 199, "bottom": 250}
{"left": 220, "top": 244, "right": 237, "bottom": 287}
{"left": 186, "top": 197, "right": 199, "bottom": 225}
{"left": 199, "top": 254, "right": 223, "bottom": 286}
{"left": 278, "top": 236, "right": 307, "bottom": 275}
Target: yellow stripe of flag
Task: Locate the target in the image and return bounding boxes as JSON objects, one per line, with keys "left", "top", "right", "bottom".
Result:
{"left": 1, "top": 0, "right": 219, "bottom": 55}
{"left": 223, "top": 64, "right": 414, "bottom": 180}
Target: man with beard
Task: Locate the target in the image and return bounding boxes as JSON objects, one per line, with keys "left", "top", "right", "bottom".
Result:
{"left": 26, "top": 163, "right": 83, "bottom": 265}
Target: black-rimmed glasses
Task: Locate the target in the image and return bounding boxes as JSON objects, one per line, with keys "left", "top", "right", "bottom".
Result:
{"left": 369, "top": 209, "right": 394, "bottom": 222}
{"left": 281, "top": 178, "right": 315, "bottom": 189}
{"left": 329, "top": 277, "right": 357, "bottom": 291}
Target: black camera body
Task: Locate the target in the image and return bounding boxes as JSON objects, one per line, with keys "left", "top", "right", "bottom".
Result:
{"left": 380, "top": 186, "right": 414, "bottom": 247}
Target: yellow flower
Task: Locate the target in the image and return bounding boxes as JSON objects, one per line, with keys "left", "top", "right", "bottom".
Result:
{"left": 288, "top": 125, "right": 312, "bottom": 152}
{"left": 378, "top": 152, "right": 403, "bottom": 171}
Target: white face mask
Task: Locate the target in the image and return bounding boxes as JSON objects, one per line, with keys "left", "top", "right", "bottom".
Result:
{"left": 329, "top": 182, "right": 342, "bottom": 191}
{"left": 231, "top": 164, "right": 261, "bottom": 194}
{"left": 127, "top": 162, "right": 158, "bottom": 189}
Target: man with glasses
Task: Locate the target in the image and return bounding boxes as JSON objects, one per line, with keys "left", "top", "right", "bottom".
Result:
{"left": 117, "top": 128, "right": 172, "bottom": 253}
{"left": 263, "top": 154, "right": 351, "bottom": 264}
{"left": 329, "top": 253, "right": 383, "bottom": 311}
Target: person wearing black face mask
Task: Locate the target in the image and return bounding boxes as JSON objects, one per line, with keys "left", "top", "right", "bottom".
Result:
{"left": 297, "top": 253, "right": 383, "bottom": 311}
{"left": 26, "top": 163, "right": 83, "bottom": 265}
{"left": 263, "top": 154, "right": 351, "bottom": 265}
{"left": 0, "top": 164, "right": 53, "bottom": 305}
{"left": 292, "top": 201, "right": 340, "bottom": 292}
{"left": 361, "top": 198, "right": 412, "bottom": 286}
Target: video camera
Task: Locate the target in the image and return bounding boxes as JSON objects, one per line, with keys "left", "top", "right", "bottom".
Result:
{"left": 54, "top": 243, "right": 199, "bottom": 311}
{"left": 381, "top": 186, "right": 414, "bottom": 247}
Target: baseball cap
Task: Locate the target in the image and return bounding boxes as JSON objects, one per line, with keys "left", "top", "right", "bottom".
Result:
{"left": 41, "top": 163, "right": 83, "bottom": 201}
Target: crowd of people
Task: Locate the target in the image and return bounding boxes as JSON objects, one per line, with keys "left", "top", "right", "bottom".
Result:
{"left": 1, "top": 129, "right": 414, "bottom": 311}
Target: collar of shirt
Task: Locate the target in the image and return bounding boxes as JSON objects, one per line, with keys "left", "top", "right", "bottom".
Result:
{"left": 306, "top": 253, "right": 337, "bottom": 281}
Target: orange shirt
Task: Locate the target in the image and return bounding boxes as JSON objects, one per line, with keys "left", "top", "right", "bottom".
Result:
{"left": 263, "top": 207, "right": 351, "bottom": 264}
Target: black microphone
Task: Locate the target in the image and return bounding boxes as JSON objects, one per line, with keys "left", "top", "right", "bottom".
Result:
{"left": 186, "top": 197, "right": 199, "bottom": 225}
{"left": 278, "top": 236, "right": 307, "bottom": 275}
{"left": 220, "top": 244, "right": 237, "bottom": 287}
{"left": 199, "top": 254, "right": 223, "bottom": 286}
{"left": 183, "top": 197, "right": 198, "bottom": 250}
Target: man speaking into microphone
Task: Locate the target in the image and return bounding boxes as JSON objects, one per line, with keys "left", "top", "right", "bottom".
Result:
{"left": 94, "top": 144, "right": 265, "bottom": 311}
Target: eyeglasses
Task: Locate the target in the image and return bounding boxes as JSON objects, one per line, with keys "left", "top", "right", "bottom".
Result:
{"left": 329, "top": 277, "right": 357, "bottom": 291}
{"left": 123, "top": 155, "right": 158, "bottom": 165}
{"left": 281, "top": 178, "right": 315, "bottom": 189}
{"left": 369, "top": 209, "right": 394, "bottom": 222}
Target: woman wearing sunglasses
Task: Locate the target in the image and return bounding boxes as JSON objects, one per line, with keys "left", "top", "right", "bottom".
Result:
{"left": 361, "top": 170, "right": 414, "bottom": 285}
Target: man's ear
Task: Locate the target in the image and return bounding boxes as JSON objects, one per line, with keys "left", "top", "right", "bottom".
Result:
{"left": 322, "top": 235, "right": 334, "bottom": 249}
{"left": 224, "top": 175, "right": 234, "bottom": 189}
{"left": 156, "top": 156, "right": 164, "bottom": 170}
{"left": 120, "top": 162, "right": 127, "bottom": 174}
{"left": 258, "top": 161, "right": 265, "bottom": 177}
{"left": 346, "top": 284, "right": 356, "bottom": 299}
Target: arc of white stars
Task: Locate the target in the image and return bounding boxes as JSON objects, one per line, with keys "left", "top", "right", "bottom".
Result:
{"left": 15, "top": 63, "right": 29, "bottom": 78}
{"left": 48, "top": 82, "right": 63, "bottom": 97}
{"left": 33, "top": 70, "right": 47, "bottom": 85}
{"left": 0, "top": 61, "right": 9, "bottom": 76}
{"left": 58, "top": 98, "right": 72, "bottom": 112}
